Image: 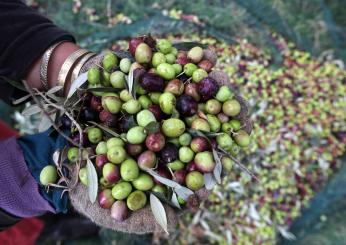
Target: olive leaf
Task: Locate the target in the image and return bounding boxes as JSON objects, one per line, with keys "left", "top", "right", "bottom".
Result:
{"left": 88, "top": 121, "right": 124, "bottom": 140}
{"left": 204, "top": 173, "right": 217, "bottom": 190}
{"left": 86, "top": 158, "right": 98, "bottom": 203}
{"left": 174, "top": 186, "right": 194, "bottom": 201}
{"left": 22, "top": 104, "right": 41, "bottom": 116}
{"left": 86, "top": 87, "right": 117, "bottom": 93}
{"left": 67, "top": 72, "right": 88, "bottom": 99}
{"left": 144, "top": 121, "right": 160, "bottom": 134}
{"left": 12, "top": 94, "right": 32, "bottom": 105}
{"left": 39, "top": 112, "right": 56, "bottom": 132}
{"left": 171, "top": 192, "right": 181, "bottom": 209}
{"left": 173, "top": 42, "right": 208, "bottom": 51}
{"left": 52, "top": 150, "right": 60, "bottom": 167}
{"left": 114, "top": 50, "right": 134, "bottom": 61}
{"left": 150, "top": 193, "right": 169, "bottom": 235}
{"left": 127, "top": 66, "right": 135, "bottom": 97}
{"left": 46, "top": 85, "right": 63, "bottom": 95}
{"left": 212, "top": 148, "right": 222, "bottom": 184}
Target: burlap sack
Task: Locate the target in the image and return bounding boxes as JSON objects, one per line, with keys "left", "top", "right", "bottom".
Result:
{"left": 69, "top": 49, "right": 252, "bottom": 234}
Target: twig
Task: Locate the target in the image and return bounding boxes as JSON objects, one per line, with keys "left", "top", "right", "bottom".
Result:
{"left": 217, "top": 147, "right": 260, "bottom": 183}
{"left": 22, "top": 80, "right": 77, "bottom": 147}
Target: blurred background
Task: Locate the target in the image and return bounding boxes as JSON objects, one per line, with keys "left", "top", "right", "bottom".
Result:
{"left": 2, "top": 0, "right": 346, "bottom": 244}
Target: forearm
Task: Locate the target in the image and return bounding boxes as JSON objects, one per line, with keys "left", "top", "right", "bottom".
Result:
{"left": 25, "top": 42, "right": 80, "bottom": 94}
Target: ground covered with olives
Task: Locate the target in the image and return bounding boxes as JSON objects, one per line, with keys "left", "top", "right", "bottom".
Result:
{"left": 44, "top": 36, "right": 253, "bottom": 224}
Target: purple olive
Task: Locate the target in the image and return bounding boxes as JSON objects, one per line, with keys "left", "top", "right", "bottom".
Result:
{"left": 60, "top": 114, "right": 72, "bottom": 129}
{"left": 90, "top": 96, "right": 103, "bottom": 112}
{"left": 140, "top": 73, "right": 165, "bottom": 92}
{"left": 198, "top": 59, "right": 213, "bottom": 72}
{"left": 176, "top": 94, "right": 198, "bottom": 117}
{"left": 99, "top": 110, "right": 117, "bottom": 127}
{"left": 80, "top": 107, "right": 97, "bottom": 122}
{"left": 159, "top": 143, "right": 179, "bottom": 163}
{"left": 129, "top": 37, "right": 143, "bottom": 56}
{"left": 137, "top": 150, "right": 157, "bottom": 170}
{"left": 103, "top": 163, "right": 120, "bottom": 184}
{"left": 174, "top": 169, "right": 187, "bottom": 185}
{"left": 98, "top": 189, "right": 115, "bottom": 209}
{"left": 197, "top": 77, "right": 219, "bottom": 102}
{"left": 126, "top": 143, "right": 143, "bottom": 157}
{"left": 111, "top": 200, "right": 129, "bottom": 221}
{"left": 184, "top": 83, "right": 200, "bottom": 101}
{"left": 95, "top": 154, "right": 108, "bottom": 170}
{"left": 145, "top": 132, "right": 166, "bottom": 152}
{"left": 153, "top": 167, "right": 172, "bottom": 184}
{"left": 148, "top": 104, "right": 163, "bottom": 121}
{"left": 190, "top": 136, "right": 210, "bottom": 153}
{"left": 186, "top": 161, "right": 198, "bottom": 172}
{"left": 118, "top": 115, "right": 136, "bottom": 133}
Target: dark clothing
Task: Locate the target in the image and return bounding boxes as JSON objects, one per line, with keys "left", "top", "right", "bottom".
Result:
{"left": 0, "top": 0, "right": 75, "bottom": 229}
{"left": 0, "top": 0, "right": 75, "bottom": 104}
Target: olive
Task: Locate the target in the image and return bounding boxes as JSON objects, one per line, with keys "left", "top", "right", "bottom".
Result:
{"left": 184, "top": 83, "right": 200, "bottom": 101}
{"left": 176, "top": 94, "right": 198, "bottom": 117}
{"left": 167, "top": 160, "right": 185, "bottom": 171}
{"left": 140, "top": 73, "right": 165, "bottom": 92}
{"left": 87, "top": 67, "right": 101, "bottom": 85}
{"left": 159, "top": 143, "right": 179, "bottom": 163}
{"left": 190, "top": 136, "right": 210, "bottom": 153}
{"left": 198, "top": 59, "right": 213, "bottom": 72}
{"left": 95, "top": 141, "right": 108, "bottom": 155}
{"left": 136, "top": 109, "right": 156, "bottom": 127}
{"left": 159, "top": 92, "right": 176, "bottom": 114}
{"left": 107, "top": 137, "right": 125, "bottom": 149}
{"left": 132, "top": 173, "right": 154, "bottom": 191}
{"left": 95, "top": 154, "right": 108, "bottom": 170}
{"left": 216, "top": 133, "right": 233, "bottom": 149}
{"left": 221, "top": 156, "right": 233, "bottom": 172}
{"left": 164, "top": 79, "right": 184, "bottom": 96}
{"left": 149, "top": 92, "right": 162, "bottom": 104}
{"left": 156, "top": 39, "right": 172, "bottom": 54}
{"left": 197, "top": 77, "right": 219, "bottom": 102}
{"left": 229, "top": 119, "right": 241, "bottom": 131}
{"left": 184, "top": 63, "right": 198, "bottom": 77}
{"left": 135, "top": 43, "right": 152, "bottom": 64}
{"left": 79, "top": 167, "right": 88, "bottom": 186}
{"left": 110, "top": 71, "right": 126, "bottom": 89}
{"left": 127, "top": 190, "right": 147, "bottom": 211}
{"left": 185, "top": 171, "right": 204, "bottom": 190}
{"left": 90, "top": 96, "right": 103, "bottom": 113}
{"left": 207, "top": 114, "right": 221, "bottom": 132}
{"left": 107, "top": 146, "right": 126, "bottom": 164}
{"left": 119, "top": 89, "right": 133, "bottom": 102}
{"left": 191, "top": 118, "right": 211, "bottom": 132}
{"left": 222, "top": 99, "right": 241, "bottom": 116}
{"left": 216, "top": 85, "right": 233, "bottom": 102}
{"left": 102, "top": 52, "right": 118, "bottom": 72}
{"left": 102, "top": 163, "right": 121, "bottom": 184}
{"left": 137, "top": 150, "right": 157, "bottom": 170}
{"left": 179, "top": 133, "right": 192, "bottom": 146}
{"left": 162, "top": 118, "right": 186, "bottom": 138}
{"left": 165, "top": 53, "right": 176, "bottom": 64}
{"left": 112, "top": 182, "right": 132, "bottom": 200}
{"left": 146, "top": 132, "right": 166, "bottom": 152}
{"left": 98, "top": 189, "right": 115, "bottom": 209}
{"left": 138, "top": 95, "right": 152, "bottom": 109}
{"left": 122, "top": 99, "right": 141, "bottom": 114}
{"left": 102, "top": 71, "right": 111, "bottom": 86}
{"left": 179, "top": 146, "right": 195, "bottom": 163}
{"left": 172, "top": 63, "right": 183, "bottom": 75}
{"left": 192, "top": 68, "right": 208, "bottom": 83}
{"left": 206, "top": 99, "right": 222, "bottom": 114}
{"left": 39, "top": 165, "right": 57, "bottom": 185}
{"left": 119, "top": 58, "right": 132, "bottom": 73}
{"left": 126, "top": 126, "right": 147, "bottom": 144}
{"left": 111, "top": 200, "right": 129, "bottom": 221}
{"left": 157, "top": 63, "right": 176, "bottom": 80}
{"left": 187, "top": 46, "right": 204, "bottom": 63}
{"left": 120, "top": 158, "right": 139, "bottom": 181}
{"left": 194, "top": 151, "right": 215, "bottom": 173}
{"left": 67, "top": 147, "right": 79, "bottom": 162}
{"left": 102, "top": 94, "right": 122, "bottom": 114}
{"left": 152, "top": 184, "right": 167, "bottom": 195}
{"left": 87, "top": 127, "right": 103, "bottom": 144}
{"left": 152, "top": 52, "right": 166, "bottom": 67}
{"left": 233, "top": 130, "right": 251, "bottom": 147}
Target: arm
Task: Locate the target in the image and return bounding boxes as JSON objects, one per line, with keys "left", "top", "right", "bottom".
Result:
{"left": 0, "top": 0, "right": 79, "bottom": 102}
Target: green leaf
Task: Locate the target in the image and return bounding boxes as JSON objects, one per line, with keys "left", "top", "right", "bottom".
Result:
{"left": 173, "top": 42, "right": 208, "bottom": 51}
{"left": 86, "top": 158, "right": 98, "bottom": 203}
{"left": 144, "top": 121, "right": 160, "bottom": 134}
{"left": 212, "top": 148, "right": 222, "bottom": 184}
{"left": 150, "top": 193, "right": 169, "bottom": 235}
{"left": 127, "top": 66, "right": 135, "bottom": 97}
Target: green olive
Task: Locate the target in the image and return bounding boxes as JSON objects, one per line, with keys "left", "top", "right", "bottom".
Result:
{"left": 87, "top": 127, "right": 103, "bottom": 144}
{"left": 126, "top": 126, "right": 147, "bottom": 144}
{"left": 191, "top": 118, "right": 210, "bottom": 132}
{"left": 172, "top": 64, "right": 182, "bottom": 75}
{"left": 107, "top": 146, "right": 126, "bottom": 164}
{"left": 110, "top": 71, "right": 126, "bottom": 89}
{"left": 216, "top": 133, "right": 233, "bottom": 149}
{"left": 149, "top": 92, "right": 162, "bottom": 104}
{"left": 87, "top": 67, "right": 101, "bottom": 85}
{"left": 207, "top": 114, "right": 221, "bottom": 132}
{"left": 122, "top": 99, "right": 141, "bottom": 114}
{"left": 136, "top": 109, "right": 156, "bottom": 127}
{"left": 216, "top": 85, "right": 233, "bottom": 102}
{"left": 184, "top": 63, "right": 198, "bottom": 77}
{"left": 127, "top": 190, "right": 147, "bottom": 211}
{"left": 152, "top": 52, "right": 166, "bottom": 68}
{"left": 167, "top": 159, "right": 185, "bottom": 171}
{"left": 222, "top": 99, "right": 241, "bottom": 116}
{"left": 119, "top": 58, "right": 132, "bottom": 73}
{"left": 233, "top": 130, "right": 251, "bottom": 147}
{"left": 135, "top": 43, "right": 152, "bottom": 64}
{"left": 40, "top": 165, "right": 58, "bottom": 186}
{"left": 179, "top": 146, "right": 195, "bottom": 163}
{"left": 119, "top": 89, "right": 133, "bottom": 102}
{"left": 152, "top": 184, "right": 167, "bottom": 195}
{"left": 112, "top": 182, "right": 132, "bottom": 200}
{"left": 67, "top": 147, "right": 79, "bottom": 162}
{"left": 185, "top": 171, "right": 204, "bottom": 190}
{"left": 156, "top": 39, "right": 172, "bottom": 54}
{"left": 192, "top": 68, "right": 208, "bottom": 82}
{"left": 187, "top": 46, "right": 204, "bottom": 63}
{"left": 157, "top": 63, "right": 176, "bottom": 80}
{"left": 159, "top": 92, "right": 176, "bottom": 114}
{"left": 102, "top": 71, "right": 111, "bottom": 86}
{"left": 132, "top": 173, "right": 154, "bottom": 191}
{"left": 102, "top": 52, "right": 118, "bottom": 72}
{"left": 162, "top": 118, "right": 186, "bottom": 138}
{"left": 120, "top": 158, "right": 139, "bottom": 181}
{"left": 79, "top": 167, "right": 88, "bottom": 186}
{"left": 138, "top": 95, "right": 153, "bottom": 109}
{"left": 96, "top": 141, "right": 108, "bottom": 155}
{"left": 179, "top": 133, "right": 192, "bottom": 146}
{"left": 165, "top": 53, "right": 176, "bottom": 64}
{"left": 107, "top": 137, "right": 125, "bottom": 149}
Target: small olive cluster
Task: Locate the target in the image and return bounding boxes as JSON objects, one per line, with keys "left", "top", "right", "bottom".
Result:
{"left": 58, "top": 37, "right": 251, "bottom": 221}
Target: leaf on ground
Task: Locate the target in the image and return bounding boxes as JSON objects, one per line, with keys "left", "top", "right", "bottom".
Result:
{"left": 150, "top": 193, "right": 169, "bottom": 235}
{"left": 86, "top": 158, "right": 98, "bottom": 203}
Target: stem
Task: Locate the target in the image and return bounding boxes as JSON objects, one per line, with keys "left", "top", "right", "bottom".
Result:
{"left": 217, "top": 147, "right": 260, "bottom": 183}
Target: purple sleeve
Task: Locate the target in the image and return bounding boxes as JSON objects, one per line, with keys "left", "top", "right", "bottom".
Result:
{"left": 0, "top": 137, "right": 55, "bottom": 218}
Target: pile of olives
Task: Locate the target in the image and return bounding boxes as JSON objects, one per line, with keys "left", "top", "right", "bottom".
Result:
{"left": 58, "top": 36, "right": 251, "bottom": 221}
